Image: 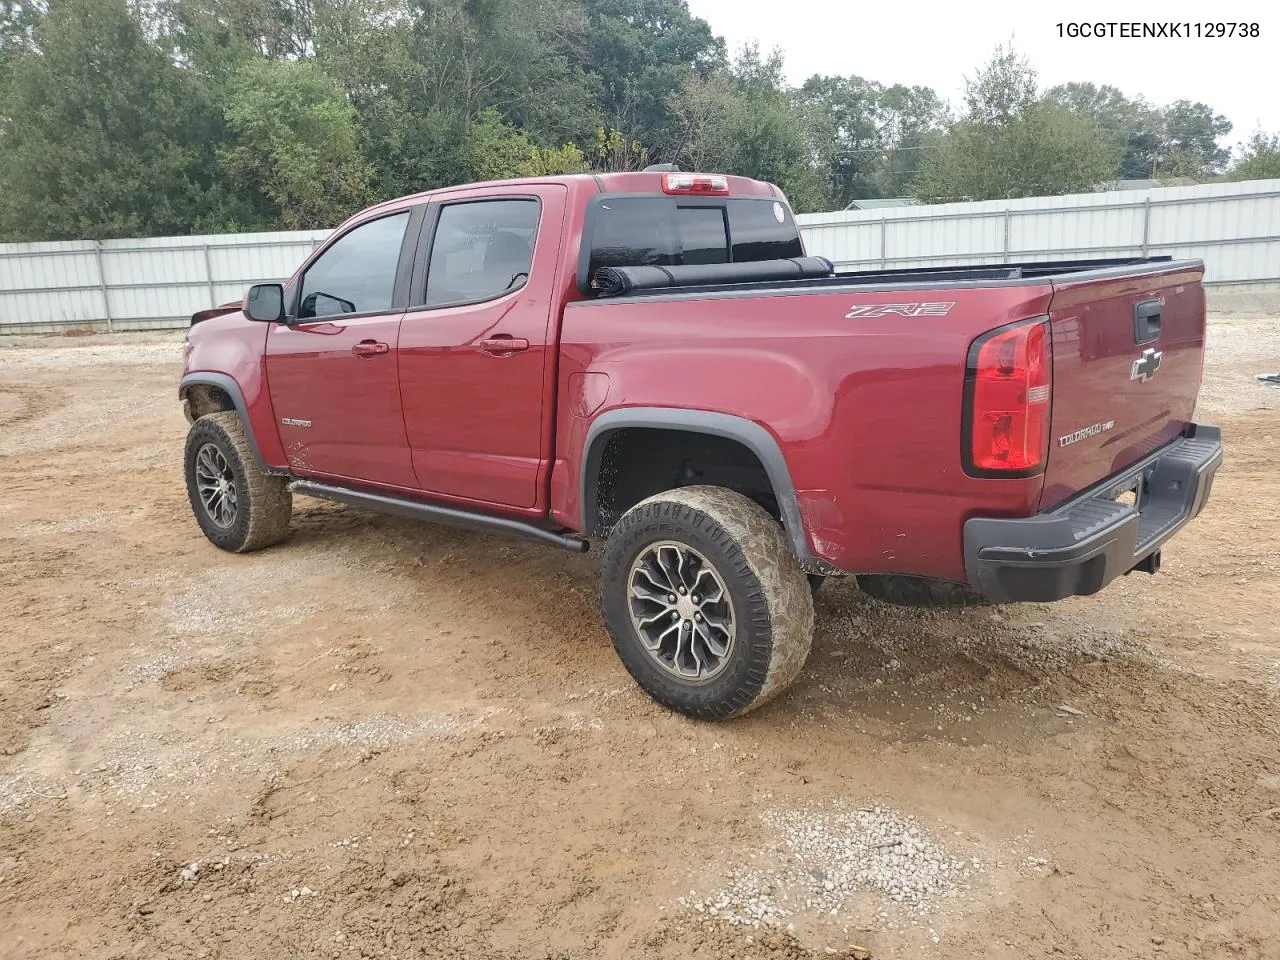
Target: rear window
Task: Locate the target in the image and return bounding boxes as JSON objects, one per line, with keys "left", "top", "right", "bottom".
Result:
{"left": 585, "top": 196, "right": 803, "bottom": 279}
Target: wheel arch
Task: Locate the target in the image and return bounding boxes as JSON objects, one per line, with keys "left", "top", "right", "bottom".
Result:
{"left": 179, "top": 373, "right": 287, "bottom": 476}
{"left": 580, "top": 407, "right": 818, "bottom": 569}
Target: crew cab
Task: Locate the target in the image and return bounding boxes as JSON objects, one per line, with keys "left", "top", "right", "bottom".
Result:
{"left": 179, "top": 169, "right": 1223, "bottom": 721}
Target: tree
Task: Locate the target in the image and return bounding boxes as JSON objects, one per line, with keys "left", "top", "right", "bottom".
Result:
{"left": 410, "top": 0, "right": 600, "bottom": 147}
{"left": 667, "top": 70, "right": 734, "bottom": 172}
{"left": 1007, "top": 103, "right": 1123, "bottom": 195}
{"left": 0, "top": 1, "right": 1251, "bottom": 239}
{"left": 875, "top": 84, "right": 950, "bottom": 195}
{"left": 0, "top": 0, "right": 44, "bottom": 58}
{"left": 666, "top": 45, "right": 831, "bottom": 210}
{"left": 174, "top": 0, "right": 605, "bottom": 200}
{"left": 219, "top": 58, "right": 370, "bottom": 228}
{"left": 163, "top": 0, "right": 320, "bottom": 64}
{"left": 1228, "top": 131, "right": 1280, "bottom": 181}
{"left": 465, "top": 107, "right": 591, "bottom": 181}
{"left": 798, "top": 74, "right": 948, "bottom": 205}
{"left": 0, "top": 0, "right": 223, "bottom": 241}
{"left": 963, "top": 43, "right": 1036, "bottom": 125}
{"left": 1042, "top": 86, "right": 1233, "bottom": 181}
{"left": 1159, "top": 100, "right": 1232, "bottom": 176}
{"left": 0, "top": 1, "right": 44, "bottom": 125}
{"left": 912, "top": 46, "right": 1119, "bottom": 202}
{"left": 522, "top": 141, "right": 590, "bottom": 177}
{"left": 716, "top": 45, "right": 830, "bottom": 211}
{"left": 1044, "top": 82, "right": 1163, "bottom": 180}
{"left": 581, "top": 0, "right": 724, "bottom": 159}
{"left": 590, "top": 127, "right": 650, "bottom": 171}
{"left": 914, "top": 103, "right": 1119, "bottom": 202}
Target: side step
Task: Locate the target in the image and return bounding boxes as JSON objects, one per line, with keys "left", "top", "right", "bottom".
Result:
{"left": 289, "top": 480, "right": 590, "bottom": 554}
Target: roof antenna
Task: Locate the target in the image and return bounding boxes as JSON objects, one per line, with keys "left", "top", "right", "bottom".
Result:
{"left": 670, "top": 116, "right": 696, "bottom": 169}
{"left": 643, "top": 118, "right": 697, "bottom": 174}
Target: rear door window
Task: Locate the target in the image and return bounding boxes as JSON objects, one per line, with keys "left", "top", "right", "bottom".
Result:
{"left": 423, "top": 199, "right": 541, "bottom": 308}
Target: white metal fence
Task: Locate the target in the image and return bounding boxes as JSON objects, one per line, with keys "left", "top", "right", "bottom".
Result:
{"left": 794, "top": 178, "right": 1280, "bottom": 291}
{"left": 0, "top": 230, "right": 329, "bottom": 335}
{"left": 2, "top": 179, "right": 1278, "bottom": 334}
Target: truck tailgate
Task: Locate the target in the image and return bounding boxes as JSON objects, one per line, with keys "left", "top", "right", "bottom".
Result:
{"left": 1040, "top": 262, "right": 1206, "bottom": 510}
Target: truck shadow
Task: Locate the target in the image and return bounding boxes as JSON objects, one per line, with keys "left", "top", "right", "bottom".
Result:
{"left": 790, "top": 576, "right": 1153, "bottom": 745}
{"left": 284, "top": 503, "right": 1157, "bottom": 747}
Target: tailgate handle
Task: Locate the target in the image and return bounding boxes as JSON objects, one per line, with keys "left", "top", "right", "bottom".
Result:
{"left": 1134, "top": 300, "right": 1162, "bottom": 343}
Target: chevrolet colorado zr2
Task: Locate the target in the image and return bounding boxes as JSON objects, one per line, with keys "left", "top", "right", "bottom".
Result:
{"left": 179, "top": 169, "right": 1223, "bottom": 721}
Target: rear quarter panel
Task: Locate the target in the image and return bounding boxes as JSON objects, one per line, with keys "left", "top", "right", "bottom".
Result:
{"left": 554, "top": 283, "right": 1057, "bottom": 582}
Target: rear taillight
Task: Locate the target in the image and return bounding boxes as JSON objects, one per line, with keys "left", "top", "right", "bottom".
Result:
{"left": 662, "top": 173, "right": 729, "bottom": 195}
{"left": 963, "top": 317, "right": 1052, "bottom": 477}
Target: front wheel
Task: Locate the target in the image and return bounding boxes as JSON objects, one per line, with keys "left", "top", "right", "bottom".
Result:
{"left": 184, "top": 412, "right": 293, "bottom": 553}
{"left": 600, "top": 486, "right": 815, "bottom": 721}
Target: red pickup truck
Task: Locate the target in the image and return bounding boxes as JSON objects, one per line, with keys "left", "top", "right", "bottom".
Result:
{"left": 180, "top": 169, "right": 1222, "bottom": 721}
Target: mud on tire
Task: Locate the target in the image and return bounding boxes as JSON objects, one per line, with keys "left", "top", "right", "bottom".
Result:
{"left": 600, "top": 486, "right": 814, "bottom": 721}
{"left": 184, "top": 411, "right": 293, "bottom": 553}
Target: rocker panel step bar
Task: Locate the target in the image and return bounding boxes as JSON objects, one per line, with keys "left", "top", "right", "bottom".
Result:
{"left": 290, "top": 480, "right": 590, "bottom": 554}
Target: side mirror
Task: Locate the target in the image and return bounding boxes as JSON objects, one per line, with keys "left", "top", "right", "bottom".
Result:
{"left": 244, "top": 283, "right": 285, "bottom": 323}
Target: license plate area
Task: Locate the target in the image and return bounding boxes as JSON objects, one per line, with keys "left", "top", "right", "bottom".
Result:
{"left": 1102, "top": 472, "right": 1149, "bottom": 511}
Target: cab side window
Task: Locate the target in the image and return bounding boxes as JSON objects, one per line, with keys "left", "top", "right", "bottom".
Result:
{"left": 423, "top": 199, "right": 540, "bottom": 308}
{"left": 298, "top": 212, "right": 410, "bottom": 320}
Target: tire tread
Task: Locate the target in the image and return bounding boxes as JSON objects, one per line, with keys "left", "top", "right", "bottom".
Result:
{"left": 185, "top": 412, "right": 292, "bottom": 553}
{"left": 600, "top": 486, "right": 813, "bottom": 721}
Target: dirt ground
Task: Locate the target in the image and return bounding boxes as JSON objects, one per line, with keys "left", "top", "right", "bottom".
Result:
{"left": 1, "top": 317, "right": 1277, "bottom": 960}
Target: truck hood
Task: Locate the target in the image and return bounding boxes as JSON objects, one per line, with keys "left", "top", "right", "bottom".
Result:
{"left": 190, "top": 301, "right": 244, "bottom": 326}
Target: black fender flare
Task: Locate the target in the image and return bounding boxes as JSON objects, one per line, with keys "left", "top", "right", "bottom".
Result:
{"left": 179, "top": 372, "right": 287, "bottom": 475}
{"left": 580, "top": 407, "right": 823, "bottom": 570}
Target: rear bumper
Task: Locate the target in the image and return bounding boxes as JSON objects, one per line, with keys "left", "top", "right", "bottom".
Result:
{"left": 964, "top": 423, "right": 1223, "bottom": 604}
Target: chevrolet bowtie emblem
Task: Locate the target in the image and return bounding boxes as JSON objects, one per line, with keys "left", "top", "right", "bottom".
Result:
{"left": 1130, "top": 348, "right": 1163, "bottom": 383}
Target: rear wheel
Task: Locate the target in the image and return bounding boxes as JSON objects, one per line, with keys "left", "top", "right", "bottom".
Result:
{"left": 600, "top": 486, "right": 814, "bottom": 721}
{"left": 184, "top": 412, "right": 293, "bottom": 553}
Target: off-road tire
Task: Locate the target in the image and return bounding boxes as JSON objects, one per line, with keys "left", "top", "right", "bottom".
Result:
{"left": 184, "top": 411, "right": 292, "bottom": 553}
{"left": 600, "top": 486, "right": 814, "bottom": 721}
{"left": 856, "top": 574, "right": 991, "bottom": 608}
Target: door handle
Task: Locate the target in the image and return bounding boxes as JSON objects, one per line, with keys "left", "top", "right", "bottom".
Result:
{"left": 352, "top": 340, "right": 390, "bottom": 357}
{"left": 478, "top": 336, "right": 530, "bottom": 355}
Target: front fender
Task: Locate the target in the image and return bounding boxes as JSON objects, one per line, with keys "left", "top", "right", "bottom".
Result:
{"left": 180, "top": 314, "right": 287, "bottom": 472}
{"left": 179, "top": 373, "right": 287, "bottom": 475}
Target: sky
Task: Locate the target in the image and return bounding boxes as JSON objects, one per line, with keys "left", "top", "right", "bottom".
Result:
{"left": 685, "top": 0, "right": 1278, "bottom": 154}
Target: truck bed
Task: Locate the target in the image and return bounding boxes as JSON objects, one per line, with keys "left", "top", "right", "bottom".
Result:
{"left": 594, "top": 257, "right": 1180, "bottom": 301}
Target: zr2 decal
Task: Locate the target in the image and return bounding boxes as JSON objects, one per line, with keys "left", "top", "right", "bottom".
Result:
{"left": 846, "top": 302, "right": 956, "bottom": 319}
